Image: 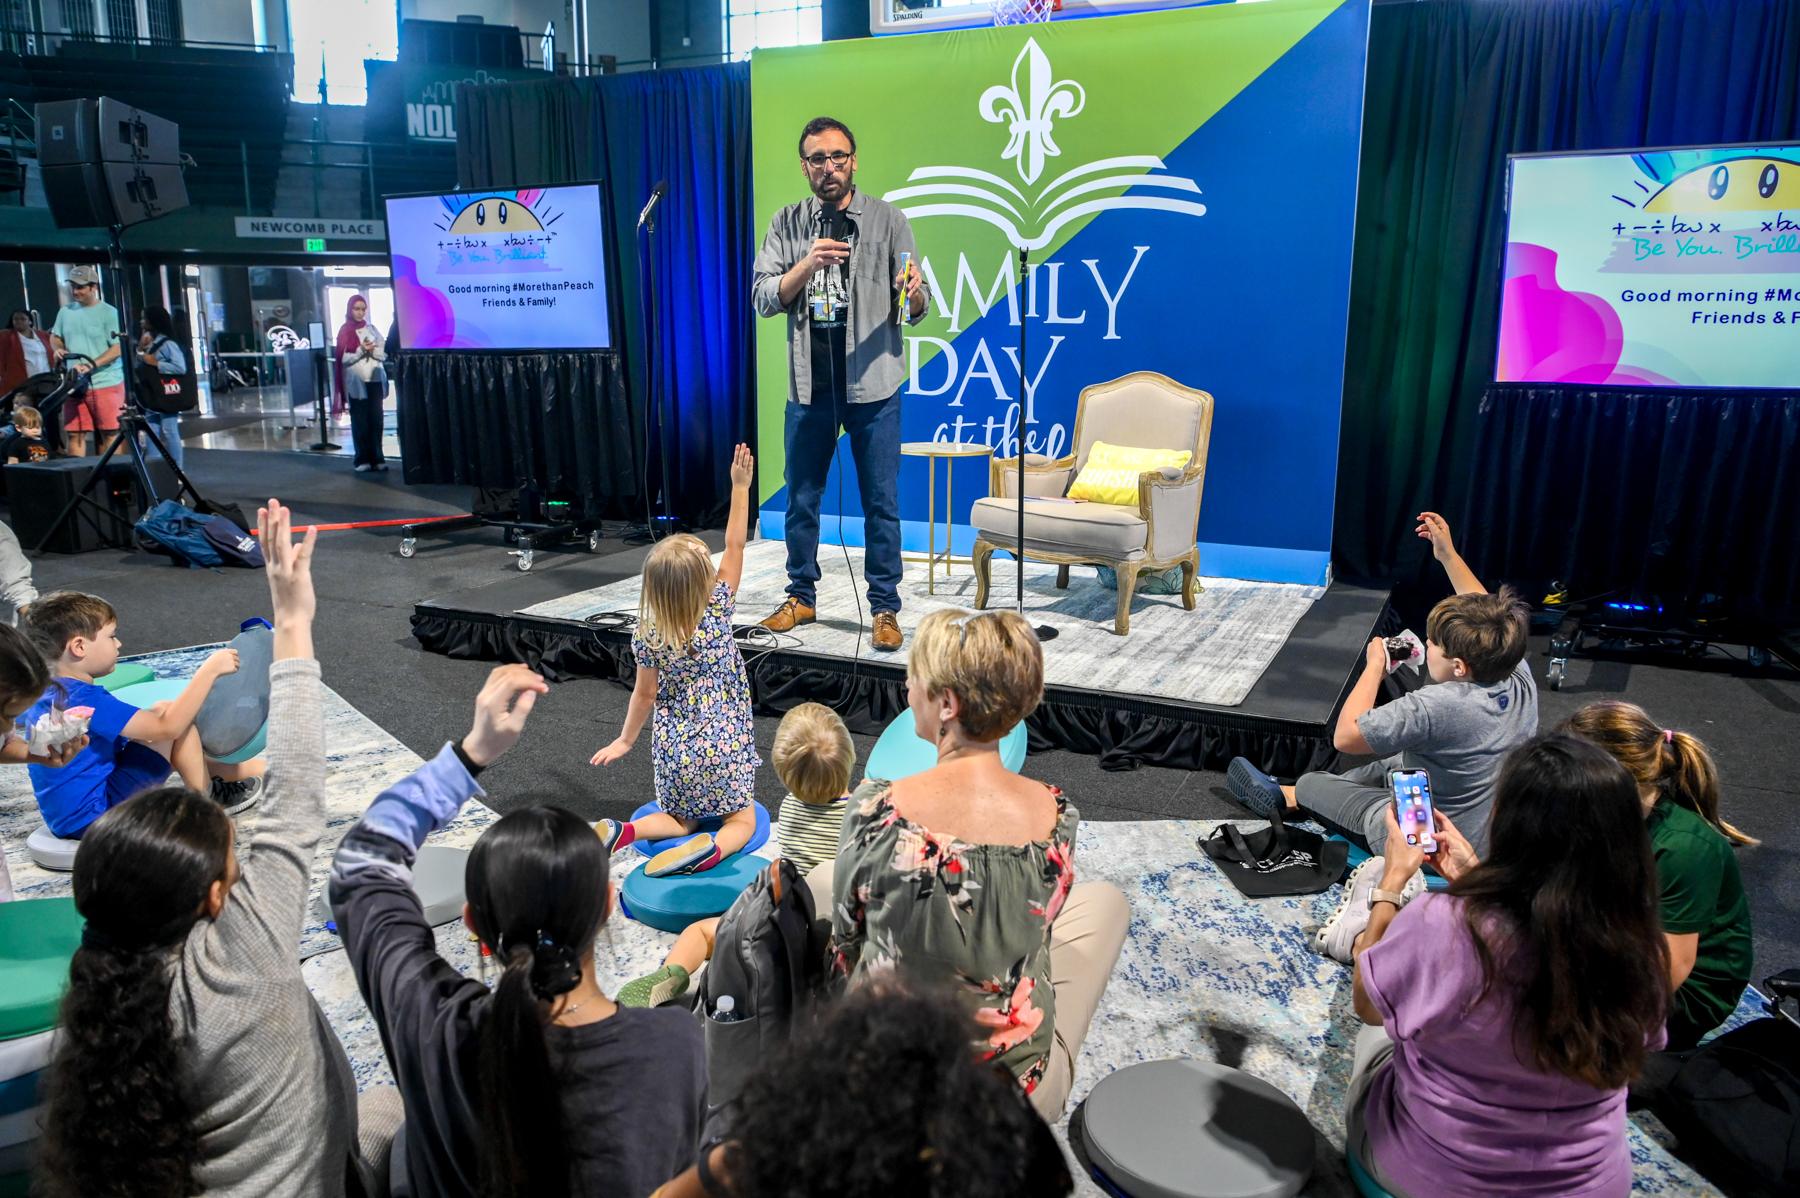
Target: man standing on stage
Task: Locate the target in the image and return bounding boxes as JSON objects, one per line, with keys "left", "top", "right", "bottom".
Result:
{"left": 752, "top": 116, "right": 930, "bottom": 650}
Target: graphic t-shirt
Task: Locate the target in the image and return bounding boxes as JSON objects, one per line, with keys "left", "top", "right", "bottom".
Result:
{"left": 51, "top": 301, "right": 124, "bottom": 387}
{"left": 1356, "top": 658, "right": 1538, "bottom": 855}
{"left": 808, "top": 205, "right": 852, "bottom": 401}
{"left": 25, "top": 679, "right": 139, "bottom": 836}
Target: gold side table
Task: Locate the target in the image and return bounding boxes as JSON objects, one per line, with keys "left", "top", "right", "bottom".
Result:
{"left": 900, "top": 441, "right": 994, "bottom": 594}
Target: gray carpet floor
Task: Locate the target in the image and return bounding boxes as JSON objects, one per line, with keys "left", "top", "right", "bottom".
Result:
{"left": 14, "top": 448, "right": 1800, "bottom": 986}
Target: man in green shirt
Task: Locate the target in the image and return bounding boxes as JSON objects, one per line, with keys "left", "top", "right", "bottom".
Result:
{"left": 50, "top": 265, "right": 124, "bottom": 456}
{"left": 1648, "top": 798, "right": 1754, "bottom": 1048}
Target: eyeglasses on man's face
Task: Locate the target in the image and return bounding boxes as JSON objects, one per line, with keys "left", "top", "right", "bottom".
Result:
{"left": 802, "top": 151, "right": 852, "bottom": 170}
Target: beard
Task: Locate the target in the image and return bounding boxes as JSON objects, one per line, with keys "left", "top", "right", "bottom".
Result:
{"left": 811, "top": 169, "right": 854, "bottom": 204}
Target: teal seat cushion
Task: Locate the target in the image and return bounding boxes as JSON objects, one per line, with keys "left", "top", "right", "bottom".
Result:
{"left": 0, "top": 898, "right": 82, "bottom": 1041}
{"left": 864, "top": 711, "right": 1027, "bottom": 783}
{"left": 114, "top": 677, "right": 267, "bottom": 766}
{"left": 1346, "top": 1148, "right": 1400, "bottom": 1198}
{"left": 94, "top": 662, "right": 155, "bottom": 693}
{"left": 630, "top": 800, "right": 770, "bottom": 858}
{"left": 619, "top": 852, "right": 765, "bottom": 934}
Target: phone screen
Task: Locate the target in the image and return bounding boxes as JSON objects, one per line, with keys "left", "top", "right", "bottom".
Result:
{"left": 1389, "top": 769, "right": 1437, "bottom": 853}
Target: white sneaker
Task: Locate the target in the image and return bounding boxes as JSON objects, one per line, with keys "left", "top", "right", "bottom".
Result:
{"left": 1311, "top": 856, "right": 1425, "bottom": 964}
{"left": 354, "top": 463, "right": 374, "bottom": 473}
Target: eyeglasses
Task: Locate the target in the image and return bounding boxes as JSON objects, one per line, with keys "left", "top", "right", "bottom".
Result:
{"left": 802, "top": 151, "right": 852, "bottom": 170}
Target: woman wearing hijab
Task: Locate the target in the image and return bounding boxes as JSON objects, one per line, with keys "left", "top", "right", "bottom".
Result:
{"left": 332, "top": 295, "right": 372, "bottom": 419}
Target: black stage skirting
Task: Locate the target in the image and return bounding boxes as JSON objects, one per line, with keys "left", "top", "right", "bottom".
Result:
{"left": 410, "top": 545, "right": 1394, "bottom": 778}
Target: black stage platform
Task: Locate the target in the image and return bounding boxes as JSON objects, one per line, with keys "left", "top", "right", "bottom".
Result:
{"left": 410, "top": 540, "right": 1393, "bottom": 776}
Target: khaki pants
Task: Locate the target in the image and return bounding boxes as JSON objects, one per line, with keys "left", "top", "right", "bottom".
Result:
{"left": 806, "top": 861, "right": 1130, "bottom": 1122}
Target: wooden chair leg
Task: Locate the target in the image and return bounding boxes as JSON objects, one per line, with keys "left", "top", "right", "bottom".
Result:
{"left": 1181, "top": 553, "right": 1200, "bottom": 610}
{"left": 972, "top": 539, "right": 994, "bottom": 610}
{"left": 1055, "top": 564, "right": 1070, "bottom": 590}
{"left": 1113, "top": 562, "right": 1140, "bottom": 636}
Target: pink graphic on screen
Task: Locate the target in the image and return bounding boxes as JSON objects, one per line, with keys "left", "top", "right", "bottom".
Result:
{"left": 1497, "top": 244, "right": 1677, "bottom": 387}
{"left": 387, "top": 185, "right": 612, "bottom": 351}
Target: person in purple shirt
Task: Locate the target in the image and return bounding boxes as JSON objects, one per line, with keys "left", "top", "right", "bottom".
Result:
{"left": 1344, "top": 735, "right": 1671, "bottom": 1198}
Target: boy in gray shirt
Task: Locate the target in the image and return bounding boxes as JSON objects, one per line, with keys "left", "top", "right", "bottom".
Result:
{"left": 1228, "top": 513, "right": 1535, "bottom": 857}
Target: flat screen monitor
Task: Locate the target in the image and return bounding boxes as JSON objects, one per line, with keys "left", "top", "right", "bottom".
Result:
{"left": 385, "top": 183, "right": 613, "bottom": 351}
{"left": 1497, "top": 144, "right": 1800, "bottom": 389}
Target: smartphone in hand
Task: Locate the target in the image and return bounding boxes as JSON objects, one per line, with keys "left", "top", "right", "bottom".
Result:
{"left": 1389, "top": 768, "right": 1437, "bottom": 854}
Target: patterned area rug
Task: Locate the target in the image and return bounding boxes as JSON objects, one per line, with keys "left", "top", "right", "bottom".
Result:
{"left": 2, "top": 650, "right": 1727, "bottom": 1195}
{"left": 521, "top": 541, "right": 1326, "bottom": 708}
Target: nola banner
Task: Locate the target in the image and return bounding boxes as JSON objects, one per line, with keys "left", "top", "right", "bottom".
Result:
{"left": 751, "top": 0, "right": 1368, "bottom": 584}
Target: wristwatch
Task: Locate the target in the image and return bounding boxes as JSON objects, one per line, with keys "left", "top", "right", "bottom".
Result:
{"left": 1368, "top": 888, "right": 1409, "bottom": 910}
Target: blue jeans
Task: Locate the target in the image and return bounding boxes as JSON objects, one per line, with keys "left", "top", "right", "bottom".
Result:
{"left": 143, "top": 410, "right": 183, "bottom": 470}
{"left": 782, "top": 390, "right": 902, "bottom": 613}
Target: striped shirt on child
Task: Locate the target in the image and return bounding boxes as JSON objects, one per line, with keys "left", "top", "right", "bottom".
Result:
{"left": 776, "top": 793, "right": 850, "bottom": 875}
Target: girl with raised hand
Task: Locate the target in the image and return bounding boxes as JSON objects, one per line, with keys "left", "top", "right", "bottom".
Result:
{"left": 592, "top": 444, "right": 761, "bottom": 877}
{"left": 331, "top": 663, "right": 707, "bottom": 1198}
{"left": 39, "top": 500, "right": 364, "bottom": 1197}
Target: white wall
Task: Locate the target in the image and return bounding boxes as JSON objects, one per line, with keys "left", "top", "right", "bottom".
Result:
{"left": 178, "top": 0, "right": 257, "bottom": 46}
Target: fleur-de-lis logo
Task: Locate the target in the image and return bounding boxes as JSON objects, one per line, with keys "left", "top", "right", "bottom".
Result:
{"left": 979, "top": 38, "right": 1085, "bottom": 185}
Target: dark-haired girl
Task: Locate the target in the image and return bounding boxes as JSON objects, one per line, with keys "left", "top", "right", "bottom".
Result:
{"left": 330, "top": 663, "right": 706, "bottom": 1198}
{"left": 1343, "top": 735, "right": 1671, "bottom": 1197}
{"left": 0, "top": 621, "right": 84, "bottom": 901}
{"left": 37, "top": 500, "right": 361, "bottom": 1197}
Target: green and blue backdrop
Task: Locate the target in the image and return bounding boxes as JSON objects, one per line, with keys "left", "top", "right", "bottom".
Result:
{"left": 750, "top": 0, "right": 1370, "bottom": 585}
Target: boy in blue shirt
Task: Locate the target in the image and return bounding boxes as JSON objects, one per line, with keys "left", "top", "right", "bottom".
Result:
{"left": 24, "top": 591, "right": 259, "bottom": 838}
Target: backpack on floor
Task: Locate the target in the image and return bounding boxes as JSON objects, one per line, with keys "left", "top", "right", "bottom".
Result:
{"left": 135, "top": 499, "right": 222, "bottom": 568}
{"left": 200, "top": 513, "right": 264, "bottom": 568}
{"left": 1643, "top": 969, "right": 1800, "bottom": 1197}
{"left": 696, "top": 857, "right": 832, "bottom": 1139}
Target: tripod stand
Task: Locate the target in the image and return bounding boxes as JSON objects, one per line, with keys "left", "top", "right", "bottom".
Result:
{"left": 31, "top": 223, "right": 221, "bottom": 554}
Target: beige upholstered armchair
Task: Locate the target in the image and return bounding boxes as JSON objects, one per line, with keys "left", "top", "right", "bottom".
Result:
{"left": 968, "top": 371, "right": 1214, "bottom": 635}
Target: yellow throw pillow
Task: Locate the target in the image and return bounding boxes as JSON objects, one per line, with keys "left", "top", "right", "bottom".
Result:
{"left": 1066, "top": 441, "right": 1193, "bottom": 505}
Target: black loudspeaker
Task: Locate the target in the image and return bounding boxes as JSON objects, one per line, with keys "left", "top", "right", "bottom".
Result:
{"left": 4, "top": 456, "right": 176, "bottom": 553}
{"left": 34, "top": 98, "right": 187, "bottom": 228}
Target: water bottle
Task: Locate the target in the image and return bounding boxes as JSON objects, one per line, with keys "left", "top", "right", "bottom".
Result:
{"left": 710, "top": 995, "right": 743, "bottom": 1023}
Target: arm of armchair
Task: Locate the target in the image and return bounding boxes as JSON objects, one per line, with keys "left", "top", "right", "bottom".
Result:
{"left": 1138, "top": 466, "right": 1206, "bottom": 562}
{"left": 990, "top": 453, "right": 1076, "bottom": 499}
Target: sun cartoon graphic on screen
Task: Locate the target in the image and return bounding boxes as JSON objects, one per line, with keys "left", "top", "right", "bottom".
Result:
{"left": 433, "top": 189, "right": 561, "bottom": 234}
{"left": 1613, "top": 148, "right": 1800, "bottom": 213}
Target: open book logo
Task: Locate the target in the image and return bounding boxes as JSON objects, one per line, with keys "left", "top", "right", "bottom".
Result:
{"left": 884, "top": 38, "right": 1206, "bottom": 250}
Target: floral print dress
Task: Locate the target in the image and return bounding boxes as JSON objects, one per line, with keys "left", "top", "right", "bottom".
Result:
{"left": 831, "top": 777, "right": 1079, "bottom": 1094}
{"left": 632, "top": 580, "right": 759, "bottom": 821}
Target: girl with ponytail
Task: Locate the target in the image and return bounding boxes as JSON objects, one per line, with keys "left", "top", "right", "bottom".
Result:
{"left": 330, "top": 664, "right": 706, "bottom": 1198}
{"left": 0, "top": 622, "right": 86, "bottom": 901}
{"left": 1562, "top": 701, "right": 1755, "bottom": 1049}
{"left": 39, "top": 500, "right": 362, "bottom": 1197}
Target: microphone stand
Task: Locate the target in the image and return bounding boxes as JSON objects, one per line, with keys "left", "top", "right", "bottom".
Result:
{"left": 1014, "top": 243, "right": 1058, "bottom": 642}
{"left": 637, "top": 182, "right": 675, "bottom": 537}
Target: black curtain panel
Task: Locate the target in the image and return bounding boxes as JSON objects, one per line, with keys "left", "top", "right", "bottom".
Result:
{"left": 450, "top": 64, "right": 756, "bottom": 528}
{"left": 1461, "top": 387, "right": 1800, "bottom": 623}
{"left": 1339, "top": 0, "right": 1800, "bottom": 603}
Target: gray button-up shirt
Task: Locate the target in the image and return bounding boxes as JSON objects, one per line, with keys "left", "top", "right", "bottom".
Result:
{"left": 752, "top": 188, "right": 931, "bottom": 405}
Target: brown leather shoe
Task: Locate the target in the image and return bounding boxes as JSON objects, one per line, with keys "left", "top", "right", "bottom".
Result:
{"left": 760, "top": 596, "right": 816, "bottom": 632}
{"left": 872, "top": 611, "right": 902, "bottom": 651}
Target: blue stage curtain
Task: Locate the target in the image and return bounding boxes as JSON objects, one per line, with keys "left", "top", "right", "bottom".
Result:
{"left": 453, "top": 65, "right": 754, "bottom": 528}
{"left": 1339, "top": 0, "right": 1800, "bottom": 590}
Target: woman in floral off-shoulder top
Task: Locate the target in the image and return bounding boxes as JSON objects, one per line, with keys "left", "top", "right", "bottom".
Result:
{"left": 828, "top": 608, "right": 1129, "bottom": 1119}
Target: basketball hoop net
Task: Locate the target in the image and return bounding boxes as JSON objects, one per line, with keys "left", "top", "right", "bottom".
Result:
{"left": 991, "top": 0, "right": 1059, "bottom": 26}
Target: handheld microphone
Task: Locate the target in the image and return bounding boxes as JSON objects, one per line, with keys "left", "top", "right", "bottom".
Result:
{"left": 637, "top": 180, "right": 668, "bottom": 230}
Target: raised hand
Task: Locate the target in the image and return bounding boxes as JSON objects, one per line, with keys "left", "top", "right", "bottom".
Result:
{"left": 729, "top": 443, "right": 754, "bottom": 490}
{"left": 463, "top": 664, "right": 549, "bottom": 767}
{"left": 1415, "top": 511, "right": 1456, "bottom": 563}
{"left": 259, "top": 498, "right": 318, "bottom": 627}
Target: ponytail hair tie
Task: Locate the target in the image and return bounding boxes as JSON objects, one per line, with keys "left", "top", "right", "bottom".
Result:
{"left": 526, "top": 932, "right": 583, "bottom": 1002}
{"left": 1664, "top": 729, "right": 1675, "bottom": 744}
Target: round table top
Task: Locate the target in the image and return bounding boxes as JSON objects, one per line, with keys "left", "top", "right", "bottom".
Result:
{"left": 900, "top": 441, "right": 994, "bottom": 457}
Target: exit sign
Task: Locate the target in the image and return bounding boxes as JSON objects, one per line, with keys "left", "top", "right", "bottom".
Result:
{"left": 304, "top": 237, "right": 326, "bottom": 252}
